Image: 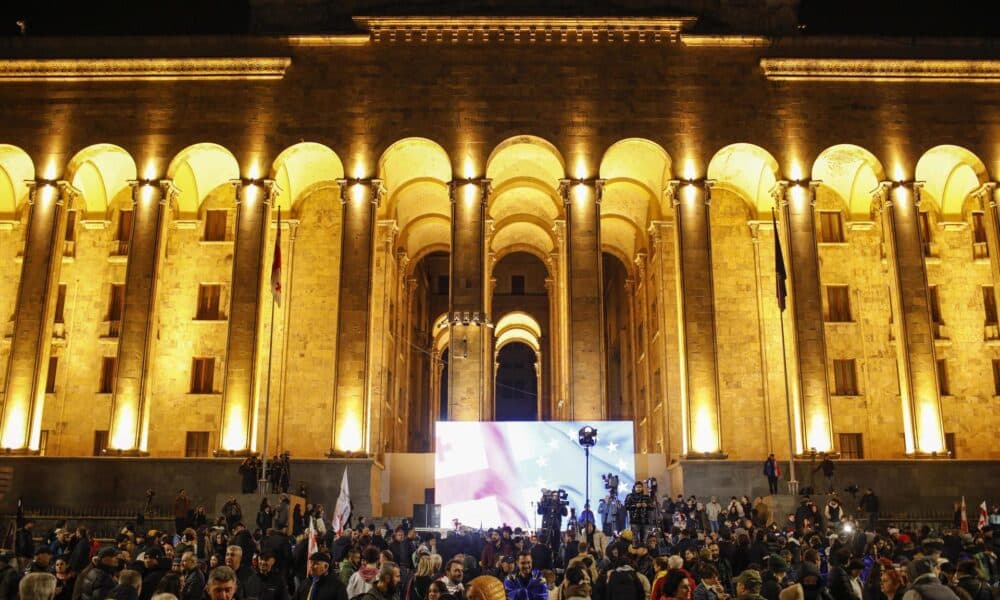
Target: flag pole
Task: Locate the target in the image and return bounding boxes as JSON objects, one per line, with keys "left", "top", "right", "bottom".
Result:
{"left": 261, "top": 207, "right": 279, "bottom": 496}
{"left": 773, "top": 207, "right": 798, "bottom": 496}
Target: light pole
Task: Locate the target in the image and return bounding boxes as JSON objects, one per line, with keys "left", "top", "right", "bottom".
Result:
{"left": 578, "top": 426, "right": 598, "bottom": 509}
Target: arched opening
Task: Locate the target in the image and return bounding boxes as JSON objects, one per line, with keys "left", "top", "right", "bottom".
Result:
{"left": 494, "top": 342, "right": 538, "bottom": 421}
{"left": 492, "top": 253, "right": 551, "bottom": 419}
{"left": 404, "top": 251, "right": 451, "bottom": 452}
{"left": 603, "top": 252, "right": 634, "bottom": 422}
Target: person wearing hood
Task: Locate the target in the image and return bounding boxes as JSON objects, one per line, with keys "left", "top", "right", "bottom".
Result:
{"left": 761, "top": 556, "right": 789, "bottom": 600}
{"left": 346, "top": 547, "right": 381, "bottom": 598}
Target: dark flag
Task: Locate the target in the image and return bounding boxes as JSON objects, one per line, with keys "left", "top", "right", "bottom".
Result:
{"left": 773, "top": 210, "right": 788, "bottom": 311}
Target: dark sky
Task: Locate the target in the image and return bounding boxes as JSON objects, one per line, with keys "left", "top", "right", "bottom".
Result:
{"left": 0, "top": 0, "right": 996, "bottom": 36}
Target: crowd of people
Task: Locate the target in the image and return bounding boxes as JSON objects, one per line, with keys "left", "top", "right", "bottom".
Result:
{"left": 4, "top": 474, "right": 1000, "bottom": 600}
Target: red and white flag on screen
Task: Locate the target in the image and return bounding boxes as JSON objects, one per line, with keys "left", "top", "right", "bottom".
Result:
{"left": 960, "top": 496, "right": 969, "bottom": 534}
{"left": 271, "top": 208, "right": 282, "bottom": 306}
{"left": 980, "top": 501, "right": 989, "bottom": 531}
{"left": 332, "top": 469, "right": 351, "bottom": 535}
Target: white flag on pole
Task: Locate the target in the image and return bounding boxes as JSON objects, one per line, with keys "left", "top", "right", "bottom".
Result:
{"left": 333, "top": 469, "right": 351, "bottom": 535}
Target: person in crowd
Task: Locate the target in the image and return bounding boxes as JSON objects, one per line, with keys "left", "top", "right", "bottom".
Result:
{"left": 257, "top": 499, "right": 274, "bottom": 534}
{"left": 25, "top": 547, "right": 53, "bottom": 574}
{"left": 954, "top": 560, "right": 992, "bottom": 600}
{"left": 706, "top": 498, "right": 723, "bottom": 534}
{"left": 338, "top": 547, "right": 361, "bottom": 587}
{"left": 77, "top": 548, "right": 120, "bottom": 600}
{"left": 902, "top": 558, "right": 959, "bottom": 600}
{"left": 554, "top": 565, "right": 590, "bottom": 600}
{"left": 858, "top": 490, "right": 880, "bottom": 532}
{"left": 292, "top": 553, "right": 347, "bottom": 600}
{"left": 733, "top": 570, "right": 766, "bottom": 600}
{"left": 178, "top": 551, "right": 204, "bottom": 600}
{"left": 880, "top": 567, "right": 907, "bottom": 600}
{"left": 20, "top": 572, "right": 57, "bottom": 600}
{"left": 624, "top": 482, "right": 653, "bottom": 544}
{"left": 502, "top": 552, "right": 546, "bottom": 600}
{"left": 51, "top": 557, "right": 75, "bottom": 600}
{"left": 356, "top": 562, "right": 400, "bottom": 600}
{"left": 204, "top": 567, "right": 239, "bottom": 600}
{"left": 347, "top": 546, "right": 382, "bottom": 598}
{"left": 138, "top": 548, "right": 167, "bottom": 600}
{"left": 173, "top": 491, "right": 191, "bottom": 534}
{"left": 244, "top": 550, "right": 288, "bottom": 600}
{"left": 107, "top": 569, "right": 142, "bottom": 600}
{"left": 438, "top": 558, "right": 465, "bottom": 599}
{"left": 239, "top": 457, "right": 258, "bottom": 495}
{"left": 426, "top": 580, "right": 448, "bottom": 600}
{"left": 760, "top": 555, "right": 788, "bottom": 600}
{"left": 224, "top": 545, "right": 253, "bottom": 591}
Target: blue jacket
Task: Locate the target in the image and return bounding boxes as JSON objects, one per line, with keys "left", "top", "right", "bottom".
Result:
{"left": 504, "top": 570, "right": 549, "bottom": 600}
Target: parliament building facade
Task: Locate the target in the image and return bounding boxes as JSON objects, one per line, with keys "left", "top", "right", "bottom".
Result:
{"left": 2, "top": 3, "right": 1000, "bottom": 469}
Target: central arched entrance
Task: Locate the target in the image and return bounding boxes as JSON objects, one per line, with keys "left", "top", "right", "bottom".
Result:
{"left": 494, "top": 342, "right": 538, "bottom": 420}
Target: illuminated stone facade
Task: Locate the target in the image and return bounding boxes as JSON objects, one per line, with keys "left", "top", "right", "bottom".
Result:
{"left": 1, "top": 15, "right": 999, "bottom": 463}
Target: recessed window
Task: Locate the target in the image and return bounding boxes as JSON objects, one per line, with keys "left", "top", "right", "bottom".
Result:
{"left": 45, "top": 356, "right": 58, "bottom": 393}
{"left": 64, "top": 211, "right": 77, "bottom": 242}
{"left": 191, "top": 357, "right": 216, "bottom": 394}
{"left": 54, "top": 284, "right": 67, "bottom": 324}
{"left": 204, "top": 210, "right": 228, "bottom": 242}
{"left": 838, "top": 433, "right": 864, "bottom": 459}
{"left": 919, "top": 211, "right": 933, "bottom": 257}
{"left": 196, "top": 284, "right": 222, "bottom": 320}
{"left": 824, "top": 285, "right": 851, "bottom": 322}
{"left": 93, "top": 430, "right": 109, "bottom": 457}
{"left": 185, "top": 432, "right": 211, "bottom": 457}
{"left": 937, "top": 358, "right": 950, "bottom": 396}
{"left": 991, "top": 359, "right": 1000, "bottom": 396}
{"left": 117, "top": 210, "right": 133, "bottom": 255}
{"left": 972, "top": 211, "right": 989, "bottom": 259}
{"left": 437, "top": 275, "right": 449, "bottom": 296}
{"left": 984, "top": 286, "right": 998, "bottom": 325}
{"left": 108, "top": 284, "right": 125, "bottom": 337}
{"left": 929, "top": 286, "right": 944, "bottom": 325}
{"left": 99, "top": 357, "right": 116, "bottom": 394}
{"left": 818, "top": 211, "right": 845, "bottom": 243}
{"left": 832, "top": 359, "right": 858, "bottom": 395}
{"left": 511, "top": 275, "right": 525, "bottom": 296}
{"left": 945, "top": 432, "right": 957, "bottom": 459}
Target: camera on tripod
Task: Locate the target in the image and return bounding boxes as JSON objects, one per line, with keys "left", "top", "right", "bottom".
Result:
{"left": 541, "top": 488, "right": 569, "bottom": 508}
{"left": 602, "top": 474, "right": 620, "bottom": 493}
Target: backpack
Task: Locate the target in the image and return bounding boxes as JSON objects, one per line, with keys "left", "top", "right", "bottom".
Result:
{"left": 606, "top": 569, "right": 643, "bottom": 600}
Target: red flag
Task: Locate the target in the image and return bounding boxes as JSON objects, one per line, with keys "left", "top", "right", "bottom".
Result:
{"left": 979, "top": 501, "right": 988, "bottom": 531}
{"left": 305, "top": 520, "right": 318, "bottom": 573}
{"left": 960, "top": 496, "right": 969, "bottom": 534}
{"left": 271, "top": 208, "right": 282, "bottom": 306}
{"left": 775, "top": 462, "right": 782, "bottom": 479}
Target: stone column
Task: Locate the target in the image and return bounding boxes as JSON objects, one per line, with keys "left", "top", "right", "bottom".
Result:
{"left": 330, "top": 179, "right": 383, "bottom": 454}
{"left": 775, "top": 181, "right": 834, "bottom": 454}
{"left": 447, "top": 178, "right": 490, "bottom": 421}
{"left": 543, "top": 275, "right": 560, "bottom": 419}
{"left": 878, "top": 181, "right": 946, "bottom": 456}
{"left": 635, "top": 254, "right": 656, "bottom": 452}
{"left": 977, "top": 184, "right": 1000, "bottom": 325}
{"left": 559, "top": 179, "right": 607, "bottom": 420}
{"left": 108, "top": 180, "right": 174, "bottom": 454}
{"left": 218, "top": 179, "right": 275, "bottom": 455}
{"left": 667, "top": 180, "right": 725, "bottom": 458}
{"left": 0, "top": 181, "right": 71, "bottom": 452}
{"left": 648, "top": 222, "right": 676, "bottom": 458}
{"left": 623, "top": 278, "right": 639, "bottom": 424}
{"left": 400, "top": 277, "right": 417, "bottom": 451}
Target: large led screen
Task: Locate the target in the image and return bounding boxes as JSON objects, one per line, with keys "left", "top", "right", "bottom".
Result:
{"left": 435, "top": 421, "right": 636, "bottom": 530}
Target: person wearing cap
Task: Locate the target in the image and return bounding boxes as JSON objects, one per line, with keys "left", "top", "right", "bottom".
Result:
{"left": 292, "top": 552, "right": 347, "bottom": 600}
{"left": 138, "top": 548, "right": 167, "bottom": 600}
{"left": 761, "top": 556, "right": 788, "bottom": 600}
{"left": 245, "top": 550, "right": 289, "bottom": 600}
{"left": 903, "top": 557, "right": 959, "bottom": 600}
{"left": 492, "top": 556, "right": 515, "bottom": 581}
{"left": 78, "top": 548, "right": 120, "bottom": 600}
{"left": 25, "top": 546, "right": 53, "bottom": 575}
{"left": 734, "top": 570, "right": 765, "bottom": 600}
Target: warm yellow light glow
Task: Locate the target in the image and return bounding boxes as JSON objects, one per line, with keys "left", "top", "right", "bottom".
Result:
{"left": 789, "top": 183, "right": 807, "bottom": 207}
{"left": 683, "top": 159, "right": 697, "bottom": 181}
{"left": 917, "top": 403, "right": 944, "bottom": 454}
{"left": 110, "top": 405, "right": 137, "bottom": 450}
{"left": 222, "top": 404, "right": 248, "bottom": 451}
{"left": 139, "top": 183, "right": 156, "bottom": 204}
{"left": 681, "top": 182, "right": 699, "bottom": 204}
{"left": 462, "top": 157, "right": 477, "bottom": 180}
{"left": 247, "top": 162, "right": 261, "bottom": 180}
{"left": 143, "top": 162, "right": 158, "bottom": 181}
{"left": 43, "top": 161, "right": 57, "bottom": 181}
{"left": 350, "top": 182, "right": 367, "bottom": 203}
{"left": 1, "top": 399, "right": 27, "bottom": 449}
{"left": 893, "top": 164, "right": 906, "bottom": 182}
{"left": 807, "top": 417, "right": 832, "bottom": 453}
{"left": 352, "top": 160, "right": 367, "bottom": 180}
{"left": 337, "top": 409, "right": 363, "bottom": 452}
{"left": 574, "top": 159, "right": 588, "bottom": 180}
{"left": 891, "top": 184, "right": 910, "bottom": 208}
{"left": 690, "top": 402, "right": 719, "bottom": 454}
{"left": 37, "top": 183, "right": 56, "bottom": 206}
{"left": 243, "top": 182, "right": 260, "bottom": 205}
{"left": 789, "top": 160, "right": 804, "bottom": 182}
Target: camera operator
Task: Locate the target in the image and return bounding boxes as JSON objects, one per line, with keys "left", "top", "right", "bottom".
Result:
{"left": 537, "top": 490, "right": 568, "bottom": 557}
{"left": 625, "top": 481, "right": 653, "bottom": 544}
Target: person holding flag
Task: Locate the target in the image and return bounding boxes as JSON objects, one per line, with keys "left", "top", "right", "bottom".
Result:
{"left": 332, "top": 470, "right": 352, "bottom": 536}
{"left": 978, "top": 501, "right": 988, "bottom": 531}
{"left": 960, "top": 496, "right": 969, "bottom": 534}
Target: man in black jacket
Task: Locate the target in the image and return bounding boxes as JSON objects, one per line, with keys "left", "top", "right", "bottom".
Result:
{"left": 244, "top": 551, "right": 289, "bottom": 600}
{"left": 179, "top": 551, "right": 205, "bottom": 600}
{"left": 138, "top": 549, "right": 167, "bottom": 600}
{"left": 78, "top": 548, "right": 119, "bottom": 600}
{"left": 292, "top": 553, "right": 347, "bottom": 600}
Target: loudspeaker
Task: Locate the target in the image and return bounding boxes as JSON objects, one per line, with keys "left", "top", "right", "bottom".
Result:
{"left": 412, "top": 503, "right": 441, "bottom": 528}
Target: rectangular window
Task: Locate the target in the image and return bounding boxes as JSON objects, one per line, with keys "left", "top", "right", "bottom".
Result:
{"left": 191, "top": 357, "right": 215, "bottom": 394}
{"left": 832, "top": 359, "right": 858, "bottom": 395}
{"left": 65, "top": 211, "right": 77, "bottom": 242}
{"left": 204, "top": 210, "right": 228, "bottom": 242}
{"left": 838, "top": 433, "right": 864, "bottom": 459}
{"left": 992, "top": 359, "right": 1000, "bottom": 396}
{"left": 818, "top": 211, "right": 845, "bottom": 243}
{"left": 117, "top": 210, "right": 133, "bottom": 255}
{"left": 511, "top": 275, "right": 525, "bottom": 296}
{"left": 972, "top": 212, "right": 989, "bottom": 259}
{"left": 196, "top": 284, "right": 222, "bottom": 320}
{"left": 185, "top": 432, "right": 211, "bottom": 457}
{"left": 38, "top": 430, "right": 49, "bottom": 457}
{"left": 929, "top": 285, "right": 943, "bottom": 324}
{"left": 93, "top": 430, "right": 109, "bottom": 457}
{"left": 919, "top": 211, "right": 933, "bottom": 257}
{"left": 99, "top": 357, "right": 116, "bottom": 394}
{"left": 945, "top": 432, "right": 957, "bottom": 459}
{"left": 937, "top": 358, "right": 950, "bottom": 396}
{"left": 54, "top": 284, "right": 67, "bottom": 324}
{"left": 45, "top": 356, "right": 58, "bottom": 393}
{"left": 436, "top": 275, "right": 449, "bottom": 296}
{"left": 984, "top": 286, "right": 998, "bottom": 325}
{"left": 825, "top": 285, "right": 851, "bottom": 322}
{"left": 108, "top": 284, "right": 125, "bottom": 336}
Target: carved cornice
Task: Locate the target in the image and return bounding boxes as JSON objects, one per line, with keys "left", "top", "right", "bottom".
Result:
{"left": 0, "top": 57, "right": 291, "bottom": 82}
{"left": 353, "top": 16, "right": 697, "bottom": 44}
{"left": 760, "top": 58, "right": 1000, "bottom": 82}
{"left": 681, "top": 34, "right": 769, "bottom": 47}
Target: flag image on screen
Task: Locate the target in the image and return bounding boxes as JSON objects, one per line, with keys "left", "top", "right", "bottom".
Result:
{"left": 435, "top": 421, "right": 636, "bottom": 530}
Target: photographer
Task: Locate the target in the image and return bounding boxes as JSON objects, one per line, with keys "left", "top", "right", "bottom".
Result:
{"left": 625, "top": 481, "right": 653, "bottom": 544}
{"left": 537, "top": 490, "right": 568, "bottom": 557}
